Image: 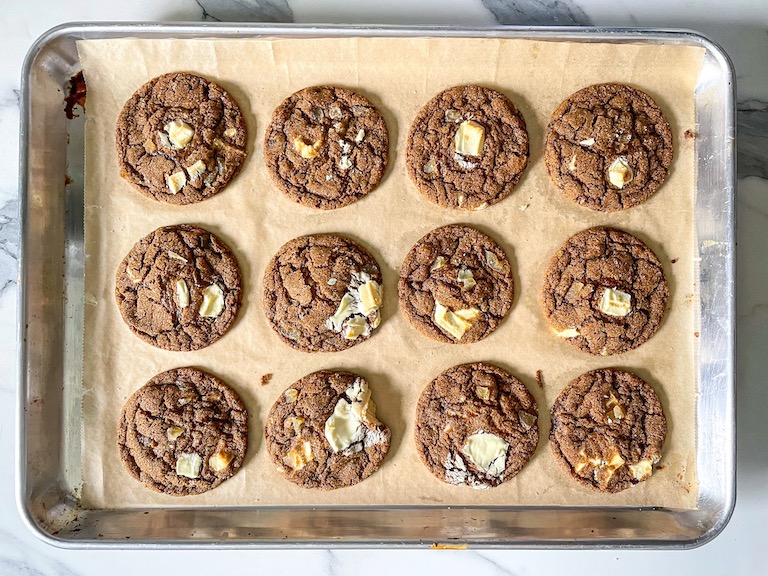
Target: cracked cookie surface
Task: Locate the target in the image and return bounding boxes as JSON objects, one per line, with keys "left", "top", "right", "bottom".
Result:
{"left": 545, "top": 83, "right": 673, "bottom": 212}
{"left": 549, "top": 368, "right": 666, "bottom": 493}
{"left": 264, "top": 370, "right": 391, "bottom": 490}
{"left": 264, "top": 85, "right": 389, "bottom": 210}
{"left": 263, "top": 234, "right": 383, "bottom": 352}
{"left": 542, "top": 226, "right": 668, "bottom": 356}
{"left": 398, "top": 224, "right": 514, "bottom": 344}
{"left": 116, "top": 72, "right": 247, "bottom": 204}
{"left": 117, "top": 367, "right": 248, "bottom": 496}
{"left": 415, "top": 362, "right": 538, "bottom": 489}
{"left": 115, "top": 224, "right": 242, "bottom": 351}
{"left": 406, "top": 85, "right": 529, "bottom": 210}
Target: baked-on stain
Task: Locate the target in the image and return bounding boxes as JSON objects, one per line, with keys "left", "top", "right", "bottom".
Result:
{"left": 545, "top": 83, "right": 673, "bottom": 212}
{"left": 415, "top": 362, "right": 538, "bottom": 489}
{"left": 115, "top": 224, "right": 242, "bottom": 352}
{"left": 264, "top": 85, "right": 388, "bottom": 210}
{"left": 406, "top": 85, "right": 529, "bottom": 210}
{"left": 549, "top": 368, "right": 666, "bottom": 493}
{"left": 117, "top": 367, "right": 248, "bottom": 496}
{"left": 115, "top": 72, "right": 247, "bottom": 204}
{"left": 64, "top": 71, "right": 87, "bottom": 119}
{"left": 261, "top": 373, "right": 273, "bottom": 386}
{"left": 264, "top": 370, "right": 390, "bottom": 490}
{"left": 399, "top": 224, "right": 514, "bottom": 344}
{"left": 542, "top": 226, "right": 668, "bottom": 356}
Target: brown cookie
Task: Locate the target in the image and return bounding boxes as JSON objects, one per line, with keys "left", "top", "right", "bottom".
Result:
{"left": 406, "top": 85, "right": 529, "bottom": 210}
{"left": 264, "top": 86, "right": 389, "bottom": 210}
{"left": 117, "top": 367, "right": 248, "bottom": 496}
{"left": 398, "top": 225, "right": 514, "bottom": 344}
{"left": 116, "top": 72, "right": 247, "bottom": 204}
{"left": 115, "top": 224, "right": 242, "bottom": 351}
{"left": 549, "top": 368, "right": 666, "bottom": 493}
{"left": 415, "top": 362, "right": 538, "bottom": 489}
{"left": 263, "top": 234, "right": 383, "bottom": 352}
{"left": 542, "top": 227, "right": 668, "bottom": 356}
{"left": 265, "top": 370, "right": 391, "bottom": 490}
{"left": 545, "top": 83, "right": 673, "bottom": 211}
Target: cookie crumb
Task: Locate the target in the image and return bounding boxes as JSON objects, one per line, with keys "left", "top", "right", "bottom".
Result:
{"left": 261, "top": 373, "right": 273, "bottom": 386}
{"left": 671, "top": 258, "right": 679, "bottom": 264}
{"left": 684, "top": 129, "right": 696, "bottom": 139}
{"left": 694, "top": 331, "right": 700, "bottom": 338}
{"left": 535, "top": 370, "right": 544, "bottom": 389}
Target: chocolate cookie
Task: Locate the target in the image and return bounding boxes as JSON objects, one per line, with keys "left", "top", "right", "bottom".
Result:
{"left": 115, "top": 224, "right": 242, "bottom": 351}
{"left": 398, "top": 225, "right": 513, "bottom": 344}
{"left": 263, "top": 234, "right": 383, "bottom": 352}
{"left": 549, "top": 368, "right": 666, "bottom": 493}
{"left": 264, "top": 86, "right": 389, "bottom": 210}
{"left": 542, "top": 227, "right": 668, "bottom": 356}
{"left": 264, "top": 370, "right": 391, "bottom": 490}
{"left": 116, "top": 72, "right": 247, "bottom": 204}
{"left": 117, "top": 367, "right": 248, "bottom": 496}
{"left": 406, "top": 85, "right": 529, "bottom": 210}
{"left": 545, "top": 83, "right": 673, "bottom": 211}
{"left": 415, "top": 362, "right": 538, "bottom": 489}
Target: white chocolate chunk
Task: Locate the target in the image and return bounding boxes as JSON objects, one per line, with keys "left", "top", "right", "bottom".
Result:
{"left": 209, "top": 450, "right": 233, "bottom": 473}
{"left": 166, "top": 170, "right": 187, "bottom": 194}
{"left": 286, "top": 416, "right": 305, "bottom": 435}
{"left": 423, "top": 158, "right": 438, "bottom": 174}
{"left": 599, "top": 288, "right": 632, "bottom": 317}
{"left": 293, "top": 136, "right": 322, "bottom": 159}
{"left": 555, "top": 327, "right": 580, "bottom": 338}
{"left": 224, "top": 128, "right": 237, "bottom": 138}
{"left": 284, "top": 388, "right": 298, "bottom": 403}
{"left": 434, "top": 301, "right": 481, "bottom": 339}
{"left": 175, "top": 279, "right": 190, "bottom": 308}
{"left": 339, "top": 155, "right": 352, "bottom": 170}
{"left": 324, "top": 388, "right": 365, "bottom": 452}
{"left": 176, "top": 452, "right": 202, "bottom": 479}
{"left": 355, "top": 129, "right": 365, "bottom": 143}
{"left": 343, "top": 316, "right": 369, "bottom": 340}
{"left": 629, "top": 459, "right": 654, "bottom": 481}
{"left": 462, "top": 432, "right": 508, "bottom": 477}
{"left": 454, "top": 120, "right": 485, "bottom": 157}
{"left": 167, "top": 250, "right": 188, "bottom": 263}
{"left": 326, "top": 293, "right": 356, "bottom": 332}
{"left": 166, "top": 426, "right": 184, "bottom": 442}
{"left": 186, "top": 159, "right": 206, "bottom": 181}
{"left": 444, "top": 109, "right": 462, "bottom": 123}
{"left": 608, "top": 157, "right": 633, "bottom": 188}
{"left": 564, "top": 281, "right": 584, "bottom": 302}
{"left": 358, "top": 280, "right": 383, "bottom": 316}
{"left": 338, "top": 140, "right": 352, "bottom": 154}
{"left": 568, "top": 155, "right": 577, "bottom": 171}
{"left": 164, "top": 120, "right": 195, "bottom": 149}
{"left": 518, "top": 412, "right": 537, "bottom": 429}
{"left": 286, "top": 440, "right": 313, "bottom": 470}
{"left": 198, "top": 284, "right": 225, "bottom": 318}
{"left": 431, "top": 256, "right": 447, "bottom": 271}
{"left": 327, "top": 278, "right": 337, "bottom": 286}
{"left": 579, "top": 138, "right": 596, "bottom": 146}
{"left": 485, "top": 250, "right": 506, "bottom": 274}
{"left": 453, "top": 152, "right": 478, "bottom": 170}
{"left": 457, "top": 268, "right": 476, "bottom": 290}
{"left": 476, "top": 386, "right": 490, "bottom": 401}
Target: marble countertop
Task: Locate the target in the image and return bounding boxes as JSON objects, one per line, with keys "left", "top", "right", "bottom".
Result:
{"left": 1, "top": 0, "right": 766, "bottom": 573}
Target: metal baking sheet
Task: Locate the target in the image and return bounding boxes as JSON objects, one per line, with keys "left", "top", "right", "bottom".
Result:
{"left": 16, "top": 23, "right": 735, "bottom": 548}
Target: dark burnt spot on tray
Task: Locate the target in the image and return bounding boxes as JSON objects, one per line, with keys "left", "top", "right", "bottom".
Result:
{"left": 64, "top": 71, "right": 87, "bottom": 119}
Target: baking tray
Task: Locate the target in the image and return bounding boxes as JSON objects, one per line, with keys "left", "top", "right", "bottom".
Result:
{"left": 16, "top": 23, "right": 735, "bottom": 549}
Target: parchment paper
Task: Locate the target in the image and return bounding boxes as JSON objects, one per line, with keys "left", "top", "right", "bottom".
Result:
{"left": 79, "top": 37, "right": 703, "bottom": 509}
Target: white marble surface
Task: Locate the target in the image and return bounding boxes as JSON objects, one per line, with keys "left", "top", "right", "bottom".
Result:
{"left": 2, "top": 0, "right": 767, "bottom": 573}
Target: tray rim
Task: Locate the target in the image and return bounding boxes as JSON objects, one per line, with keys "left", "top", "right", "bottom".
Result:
{"left": 16, "top": 21, "right": 736, "bottom": 550}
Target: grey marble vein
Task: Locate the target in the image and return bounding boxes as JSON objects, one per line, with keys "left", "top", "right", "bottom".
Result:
{"left": 738, "top": 102, "right": 768, "bottom": 180}
{"left": 0, "top": 198, "right": 19, "bottom": 295}
{"left": 195, "top": 0, "right": 293, "bottom": 22}
{"left": 480, "top": 0, "right": 591, "bottom": 25}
